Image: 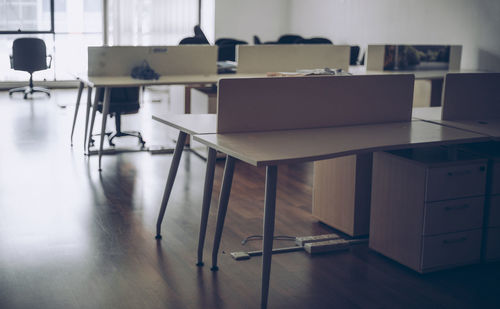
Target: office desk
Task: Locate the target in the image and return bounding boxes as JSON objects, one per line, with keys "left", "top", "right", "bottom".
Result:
{"left": 193, "top": 120, "right": 488, "bottom": 309}
{"left": 152, "top": 113, "right": 217, "bottom": 266}
{"left": 71, "top": 73, "right": 263, "bottom": 170}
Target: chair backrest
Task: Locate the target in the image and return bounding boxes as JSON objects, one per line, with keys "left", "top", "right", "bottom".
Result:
{"left": 215, "top": 38, "right": 248, "bottom": 62}
{"left": 296, "top": 37, "right": 332, "bottom": 45}
{"left": 179, "top": 36, "right": 209, "bottom": 45}
{"left": 253, "top": 35, "right": 262, "bottom": 45}
{"left": 277, "top": 34, "right": 303, "bottom": 44}
{"left": 350, "top": 46, "right": 360, "bottom": 65}
{"left": 194, "top": 25, "right": 210, "bottom": 44}
{"left": 99, "top": 87, "right": 141, "bottom": 114}
{"left": 12, "top": 38, "right": 48, "bottom": 73}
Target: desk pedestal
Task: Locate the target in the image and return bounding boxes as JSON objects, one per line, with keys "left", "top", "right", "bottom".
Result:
{"left": 312, "top": 154, "right": 372, "bottom": 237}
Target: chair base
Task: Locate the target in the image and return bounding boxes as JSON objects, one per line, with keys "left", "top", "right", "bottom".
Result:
{"left": 109, "top": 130, "right": 146, "bottom": 147}
{"left": 89, "top": 131, "right": 146, "bottom": 148}
{"left": 9, "top": 86, "right": 50, "bottom": 99}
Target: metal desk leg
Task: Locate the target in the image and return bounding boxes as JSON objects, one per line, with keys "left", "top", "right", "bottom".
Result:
{"left": 98, "top": 87, "right": 111, "bottom": 171}
{"left": 211, "top": 155, "right": 236, "bottom": 271}
{"left": 83, "top": 87, "right": 93, "bottom": 153}
{"left": 261, "top": 165, "right": 278, "bottom": 309}
{"left": 87, "top": 87, "right": 102, "bottom": 153}
{"left": 196, "top": 148, "right": 218, "bottom": 266}
{"left": 70, "top": 81, "right": 84, "bottom": 146}
{"left": 155, "top": 131, "right": 188, "bottom": 239}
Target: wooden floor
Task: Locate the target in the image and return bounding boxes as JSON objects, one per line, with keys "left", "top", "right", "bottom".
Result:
{"left": 0, "top": 88, "right": 499, "bottom": 309}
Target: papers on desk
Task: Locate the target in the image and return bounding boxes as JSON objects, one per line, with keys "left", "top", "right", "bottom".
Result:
{"left": 267, "top": 68, "right": 351, "bottom": 77}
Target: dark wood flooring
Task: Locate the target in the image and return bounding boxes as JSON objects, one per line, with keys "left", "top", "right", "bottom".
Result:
{"left": 0, "top": 89, "right": 499, "bottom": 309}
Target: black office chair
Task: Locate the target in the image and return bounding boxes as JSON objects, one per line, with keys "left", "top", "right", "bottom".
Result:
{"left": 194, "top": 25, "right": 210, "bottom": 44}
{"left": 9, "top": 37, "right": 52, "bottom": 99}
{"left": 90, "top": 87, "right": 145, "bottom": 148}
{"left": 215, "top": 38, "right": 248, "bottom": 62}
{"left": 295, "top": 37, "right": 333, "bottom": 44}
{"left": 277, "top": 34, "right": 303, "bottom": 44}
{"left": 179, "top": 36, "right": 209, "bottom": 45}
{"left": 350, "top": 46, "right": 361, "bottom": 65}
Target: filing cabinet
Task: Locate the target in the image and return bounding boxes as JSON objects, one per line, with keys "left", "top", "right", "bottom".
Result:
{"left": 369, "top": 147, "right": 487, "bottom": 273}
{"left": 458, "top": 141, "right": 500, "bottom": 261}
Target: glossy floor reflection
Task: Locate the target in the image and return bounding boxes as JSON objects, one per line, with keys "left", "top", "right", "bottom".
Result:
{"left": 0, "top": 89, "right": 499, "bottom": 309}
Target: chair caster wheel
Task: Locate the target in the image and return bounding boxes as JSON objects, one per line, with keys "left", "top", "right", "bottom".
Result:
{"left": 196, "top": 261, "right": 204, "bottom": 267}
{"left": 155, "top": 234, "right": 162, "bottom": 240}
{"left": 210, "top": 266, "right": 219, "bottom": 271}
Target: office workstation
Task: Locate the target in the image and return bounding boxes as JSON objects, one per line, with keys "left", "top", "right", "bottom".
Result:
{"left": 1, "top": 1, "right": 500, "bottom": 309}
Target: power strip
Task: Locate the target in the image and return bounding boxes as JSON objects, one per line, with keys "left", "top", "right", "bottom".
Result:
{"left": 304, "top": 239, "right": 350, "bottom": 254}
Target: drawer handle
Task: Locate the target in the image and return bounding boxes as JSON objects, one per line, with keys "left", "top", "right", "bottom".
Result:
{"left": 443, "top": 237, "right": 467, "bottom": 245}
{"left": 447, "top": 170, "right": 471, "bottom": 176}
{"left": 444, "top": 204, "right": 469, "bottom": 211}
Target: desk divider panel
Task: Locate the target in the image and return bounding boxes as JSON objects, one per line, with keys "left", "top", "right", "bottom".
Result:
{"left": 236, "top": 45, "right": 350, "bottom": 74}
{"left": 442, "top": 73, "right": 500, "bottom": 120}
{"left": 217, "top": 74, "right": 414, "bottom": 134}
{"left": 367, "top": 45, "right": 462, "bottom": 71}
{"left": 88, "top": 45, "right": 217, "bottom": 76}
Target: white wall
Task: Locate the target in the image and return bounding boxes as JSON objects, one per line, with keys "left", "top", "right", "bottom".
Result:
{"left": 288, "top": 0, "right": 500, "bottom": 71}
{"left": 214, "top": 0, "right": 290, "bottom": 44}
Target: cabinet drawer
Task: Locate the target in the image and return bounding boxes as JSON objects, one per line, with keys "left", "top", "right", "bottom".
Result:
{"left": 426, "top": 164, "right": 487, "bottom": 202}
{"left": 487, "top": 195, "right": 500, "bottom": 227}
{"left": 423, "top": 197, "right": 484, "bottom": 235}
{"left": 484, "top": 227, "right": 500, "bottom": 261}
{"left": 421, "top": 229, "right": 481, "bottom": 271}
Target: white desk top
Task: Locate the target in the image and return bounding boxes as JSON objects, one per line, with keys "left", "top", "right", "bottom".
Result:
{"left": 412, "top": 107, "right": 500, "bottom": 138}
{"left": 75, "top": 73, "right": 266, "bottom": 88}
{"left": 412, "top": 107, "right": 442, "bottom": 121}
{"left": 152, "top": 114, "right": 217, "bottom": 135}
{"left": 193, "top": 120, "right": 488, "bottom": 167}
{"left": 349, "top": 66, "right": 482, "bottom": 80}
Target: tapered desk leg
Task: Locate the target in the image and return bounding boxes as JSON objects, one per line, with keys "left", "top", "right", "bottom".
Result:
{"left": 211, "top": 155, "right": 236, "bottom": 271}
{"left": 83, "top": 86, "right": 93, "bottom": 153}
{"left": 70, "top": 82, "right": 84, "bottom": 147}
{"left": 98, "top": 87, "right": 111, "bottom": 171}
{"left": 196, "top": 147, "right": 218, "bottom": 266}
{"left": 155, "top": 131, "right": 188, "bottom": 239}
{"left": 87, "top": 87, "right": 101, "bottom": 153}
{"left": 261, "top": 165, "right": 277, "bottom": 309}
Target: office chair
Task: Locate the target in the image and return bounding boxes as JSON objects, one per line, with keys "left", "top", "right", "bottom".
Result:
{"left": 193, "top": 25, "right": 210, "bottom": 44}
{"left": 295, "top": 37, "right": 333, "bottom": 44}
{"left": 9, "top": 37, "right": 52, "bottom": 99}
{"left": 277, "top": 34, "right": 303, "bottom": 44}
{"left": 215, "top": 38, "right": 248, "bottom": 61}
{"left": 89, "top": 87, "right": 145, "bottom": 148}
{"left": 350, "top": 46, "right": 361, "bottom": 65}
{"left": 179, "top": 36, "right": 209, "bottom": 45}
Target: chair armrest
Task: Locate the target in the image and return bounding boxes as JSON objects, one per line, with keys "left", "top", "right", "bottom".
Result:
{"left": 9, "top": 55, "right": 13, "bottom": 69}
{"left": 47, "top": 55, "right": 52, "bottom": 68}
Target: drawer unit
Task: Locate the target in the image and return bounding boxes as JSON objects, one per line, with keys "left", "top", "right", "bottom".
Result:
{"left": 457, "top": 141, "right": 500, "bottom": 262}
{"left": 369, "top": 146, "right": 487, "bottom": 273}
